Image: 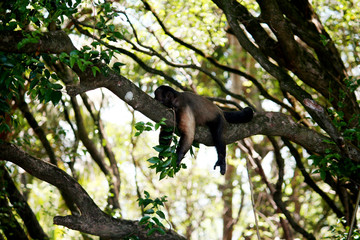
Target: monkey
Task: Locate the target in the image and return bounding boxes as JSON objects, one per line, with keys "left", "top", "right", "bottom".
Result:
{"left": 154, "top": 85, "right": 253, "bottom": 175}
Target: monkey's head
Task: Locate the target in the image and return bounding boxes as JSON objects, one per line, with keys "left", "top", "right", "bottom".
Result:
{"left": 154, "top": 85, "right": 178, "bottom": 108}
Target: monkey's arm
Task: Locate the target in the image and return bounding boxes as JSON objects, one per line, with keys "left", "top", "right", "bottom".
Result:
{"left": 176, "top": 107, "right": 195, "bottom": 164}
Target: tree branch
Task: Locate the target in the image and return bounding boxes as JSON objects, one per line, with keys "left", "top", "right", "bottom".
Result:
{"left": 80, "top": 93, "right": 121, "bottom": 210}
{"left": 0, "top": 142, "right": 186, "bottom": 240}
{"left": 17, "top": 90, "right": 80, "bottom": 215}
{"left": 0, "top": 30, "right": 346, "bottom": 161}
{"left": 1, "top": 165, "right": 49, "bottom": 240}
{"left": 211, "top": 0, "right": 360, "bottom": 163}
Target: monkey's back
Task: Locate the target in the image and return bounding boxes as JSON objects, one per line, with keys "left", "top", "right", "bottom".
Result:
{"left": 179, "top": 92, "right": 222, "bottom": 125}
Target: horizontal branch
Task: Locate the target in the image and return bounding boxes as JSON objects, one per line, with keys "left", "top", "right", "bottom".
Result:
{"left": 0, "top": 30, "right": 338, "bottom": 157}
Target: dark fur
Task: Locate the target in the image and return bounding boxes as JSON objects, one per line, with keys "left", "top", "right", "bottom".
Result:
{"left": 154, "top": 85, "right": 253, "bottom": 175}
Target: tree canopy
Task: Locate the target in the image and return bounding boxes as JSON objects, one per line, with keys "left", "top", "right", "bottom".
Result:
{"left": 0, "top": 0, "right": 359, "bottom": 239}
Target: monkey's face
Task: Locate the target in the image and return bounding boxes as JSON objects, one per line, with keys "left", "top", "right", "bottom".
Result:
{"left": 154, "top": 86, "right": 175, "bottom": 108}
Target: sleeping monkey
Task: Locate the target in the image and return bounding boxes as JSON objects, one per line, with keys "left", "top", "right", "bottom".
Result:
{"left": 154, "top": 85, "right": 253, "bottom": 175}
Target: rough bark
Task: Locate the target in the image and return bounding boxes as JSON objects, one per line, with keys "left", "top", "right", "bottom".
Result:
{"left": 0, "top": 30, "right": 343, "bottom": 158}
{"left": 0, "top": 142, "right": 186, "bottom": 240}
{"left": 0, "top": 165, "right": 49, "bottom": 240}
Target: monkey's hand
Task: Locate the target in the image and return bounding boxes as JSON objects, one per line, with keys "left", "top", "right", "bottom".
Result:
{"left": 213, "top": 160, "right": 226, "bottom": 175}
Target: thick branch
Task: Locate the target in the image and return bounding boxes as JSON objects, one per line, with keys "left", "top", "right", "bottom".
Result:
{"left": 0, "top": 30, "right": 76, "bottom": 53}
{"left": 0, "top": 30, "right": 348, "bottom": 160}
{"left": 211, "top": 0, "right": 360, "bottom": 163}
{"left": 0, "top": 165, "right": 49, "bottom": 240}
{"left": 17, "top": 91, "right": 80, "bottom": 214}
{"left": 0, "top": 142, "right": 186, "bottom": 240}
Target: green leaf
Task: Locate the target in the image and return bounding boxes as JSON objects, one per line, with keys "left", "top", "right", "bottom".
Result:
{"left": 159, "top": 171, "right": 167, "bottom": 180}
{"left": 320, "top": 170, "right": 326, "bottom": 180}
{"left": 50, "top": 83, "right": 63, "bottom": 90}
{"left": 59, "top": 52, "right": 69, "bottom": 62}
{"left": 135, "top": 122, "right": 145, "bottom": 130}
{"left": 168, "top": 168, "right": 174, "bottom": 177}
{"left": 147, "top": 157, "right": 160, "bottom": 164}
{"left": 143, "top": 191, "right": 150, "bottom": 198}
{"left": 29, "top": 78, "right": 40, "bottom": 89}
{"left": 113, "top": 32, "right": 123, "bottom": 39}
{"left": 51, "top": 91, "right": 62, "bottom": 105}
{"left": 70, "top": 56, "right": 76, "bottom": 68}
{"left": 92, "top": 66, "right": 100, "bottom": 77}
{"left": 156, "top": 210, "right": 165, "bottom": 219}
{"left": 147, "top": 228, "right": 157, "bottom": 236}
{"left": 141, "top": 199, "right": 152, "bottom": 208}
{"left": 152, "top": 217, "right": 164, "bottom": 228}
{"left": 108, "top": 24, "right": 115, "bottom": 32}
{"left": 162, "top": 159, "right": 172, "bottom": 167}
{"left": 44, "top": 69, "right": 50, "bottom": 78}
{"left": 144, "top": 209, "right": 154, "bottom": 214}
{"left": 139, "top": 216, "right": 150, "bottom": 224}
{"left": 112, "top": 62, "right": 125, "bottom": 73}
{"left": 90, "top": 50, "right": 99, "bottom": 57}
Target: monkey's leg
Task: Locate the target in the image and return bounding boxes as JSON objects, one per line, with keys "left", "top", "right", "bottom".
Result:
{"left": 208, "top": 115, "right": 226, "bottom": 175}
{"left": 176, "top": 108, "right": 195, "bottom": 165}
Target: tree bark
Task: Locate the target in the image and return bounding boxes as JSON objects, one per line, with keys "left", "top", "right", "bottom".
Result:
{"left": 0, "top": 165, "right": 49, "bottom": 240}
{"left": 0, "top": 142, "right": 186, "bottom": 240}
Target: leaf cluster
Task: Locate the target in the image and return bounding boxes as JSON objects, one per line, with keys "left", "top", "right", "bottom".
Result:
{"left": 134, "top": 118, "right": 187, "bottom": 180}
{"left": 310, "top": 77, "right": 360, "bottom": 182}
{"left": 137, "top": 191, "right": 168, "bottom": 236}
{"left": 0, "top": 52, "right": 63, "bottom": 135}
{"left": 326, "top": 218, "right": 360, "bottom": 240}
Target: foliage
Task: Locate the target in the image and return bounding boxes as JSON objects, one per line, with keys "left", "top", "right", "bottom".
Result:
{"left": 311, "top": 76, "right": 360, "bottom": 181}
{"left": 326, "top": 218, "right": 360, "bottom": 240}
{"left": 0, "top": 0, "right": 360, "bottom": 239}
{"left": 135, "top": 118, "right": 187, "bottom": 180}
{"left": 137, "top": 191, "right": 168, "bottom": 236}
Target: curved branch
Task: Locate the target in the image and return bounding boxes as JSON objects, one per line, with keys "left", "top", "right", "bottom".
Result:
{"left": 1, "top": 165, "right": 49, "bottom": 240}
{"left": 0, "top": 142, "right": 186, "bottom": 240}
{"left": 17, "top": 90, "right": 80, "bottom": 215}
{"left": 210, "top": 0, "right": 360, "bottom": 163}
{"left": 0, "top": 30, "right": 345, "bottom": 161}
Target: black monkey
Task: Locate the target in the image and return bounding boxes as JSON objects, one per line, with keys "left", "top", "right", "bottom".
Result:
{"left": 154, "top": 85, "right": 253, "bottom": 175}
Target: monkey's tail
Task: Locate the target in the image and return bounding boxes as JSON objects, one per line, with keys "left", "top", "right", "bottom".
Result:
{"left": 223, "top": 107, "right": 254, "bottom": 123}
